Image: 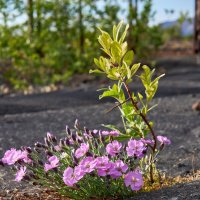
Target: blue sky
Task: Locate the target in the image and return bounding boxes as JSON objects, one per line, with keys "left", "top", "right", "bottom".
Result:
{"left": 4, "top": 0, "right": 195, "bottom": 26}
{"left": 117, "top": 0, "right": 195, "bottom": 25}
{"left": 151, "top": 0, "right": 195, "bottom": 24}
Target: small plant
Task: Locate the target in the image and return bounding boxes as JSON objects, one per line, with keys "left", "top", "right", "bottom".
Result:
{"left": 0, "top": 22, "right": 170, "bottom": 199}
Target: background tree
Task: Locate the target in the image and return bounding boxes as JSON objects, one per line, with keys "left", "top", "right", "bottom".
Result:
{"left": 0, "top": 0, "right": 163, "bottom": 91}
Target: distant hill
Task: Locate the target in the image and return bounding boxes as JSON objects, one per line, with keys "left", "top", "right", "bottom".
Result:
{"left": 160, "top": 19, "right": 194, "bottom": 36}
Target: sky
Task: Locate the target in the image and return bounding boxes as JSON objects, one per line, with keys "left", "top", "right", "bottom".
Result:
{"left": 151, "top": 0, "right": 195, "bottom": 24}
{"left": 2, "top": 0, "right": 195, "bottom": 26}
{"left": 117, "top": 0, "right": 195, "bottom": 25}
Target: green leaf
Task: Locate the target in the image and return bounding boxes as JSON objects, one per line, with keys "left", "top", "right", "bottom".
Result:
{"left": 138, "top": 92, "right": 143, "bottom": 100}
{"left": 98, "top": 30, "right": 113, "bottom": 55}
{"left": 125, "top": 63, "right": 131, "bottom": 80}
{"left": 110, "top": 41, "right": 122, "bottom": 63}
{"left": 89, "top": 69, "right": 104, "bottom": 74}
{"left": 107, "top": 68, "right": 120, "bottom": 80}
{"left": 101, "top": 124, "right": 123, "bottom": 134}
{"left": 99, "top": 56, "right": 109, "bottom": 72}
{"left": 147, "top": 104, "right": 158, "bottom": 112}
{"left": 116, "top": 134, "right": 131, "bottom": 142}
{"left": 119, "top": 24, "right": 129, "bottom": 44}
{"left": 131, "top": 63, "right": 140, "bottom": 76}
{"left": 123, "top": 50, "right": 134, "bottom": 66}
{"left": 113, "top": 24, "right": 117, "bottom": 41}
{"left": 151, "top": 73, "right": 165, "bottom": 85}
{"left": 99, "top": 84, "right": 125, "bottom": 101}
{"left": 113, "top": 21, "right": 123, "bottom": 41}
{"left": 99, "top": 90, "right": 117, "bottom": 99}
{"left": 94, "top": 58, "right": 100, "bottom": 67}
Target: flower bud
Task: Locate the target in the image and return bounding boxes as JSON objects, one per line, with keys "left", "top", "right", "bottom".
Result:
{"left": 77, "top": 138, "right": 83, "bottom": 144}
{"left": 50, "top": 146, "right": 56, "bottom": 152}
{"left": 59, "top": 139, "right": 65, "bottom": 148}
{"left": 25, "top": 147, "right": 32, "bottom": 153}
{"left": 84, "top": 127, "right": 90, "bottom": 135}
{"left": 45, "top": 151, "right": 53, "bottom": 157}
{"left": 71, "top": 152, "right": 78, "bottom": 166}
{"left": 66, "top": 125, "right": 71, "bottom": 136}
{"left": 64, "top": 138, "right": 70, "bottom": 146}
{"left": 52, "top": 136, "right": 57, "bottom": 143}
{"left": 74, "top": 119, "right": 80, "bottom": 129}
{"left": 159, "top": 143, "right": 165, "bottom": 151}
{"left": 44, "top": 137, "right": 51, "bottom": 147}
{"left": 47, "top": 132, "right": 53, "bottom": 141}
{"left": 35, "top": 142, "right": 46, "bottom": 148}
{"left": 71, "top": 133, "right": 76, "bottom": 141}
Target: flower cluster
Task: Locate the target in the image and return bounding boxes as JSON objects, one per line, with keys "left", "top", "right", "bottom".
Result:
{"left": 0, "top": 122, "right": 171, "bottom": 198}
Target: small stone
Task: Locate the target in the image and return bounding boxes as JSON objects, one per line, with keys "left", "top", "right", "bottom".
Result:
{"left": 192, "top": 101, "right": 200, "bottom": 111}
{"left": 170, "top": 197, "right": 179, "bottom": 200}
{"left": 190, "top": 192, "right": 200, "bottom": 198}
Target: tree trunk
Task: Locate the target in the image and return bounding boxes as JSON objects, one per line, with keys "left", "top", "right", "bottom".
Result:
{"left": 134, "top": 0, "right": 138, "bottom": 50}
{"left": 27, "top": 0, "right": 34, "bottom": 41}
{"left": 78, "top": 0, "right": 84, "bottom": 54}
{"left": 36, "top": 0, "right": 42, "bottom": 36}
{"left": 128, "top": 0, "right": 138, "bottom": 51}
{"left": 128, "top": 0, "right": 134, "bottom": 50}
{"left": 194, "top": 0, "right": 200, "bottom": 54}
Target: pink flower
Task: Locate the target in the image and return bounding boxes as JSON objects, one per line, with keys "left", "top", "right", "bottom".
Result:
{"left": 102, "top": 130, "right": 120, "bottom": 136}
{"left": 54, "top": 145, "right": 61, "bottom": 151}
{"left": 157, "top": 136, "right": 171, "bottom": 145}
{"left": 79, "top": 157, "right": 96, "bottom": 173}
{"left": 95, "top": 156, "right": 113, "bottom": 176}
{"left": 63, "top": 166, "right": 85, "bottom": 187}
{"left": 2, "top": 148, "right": 31, "bottom": 165}
{"left": 75, "top": 143, "right": 89, "bottom": 159}
{"left": 15, "top": 166, "right": 26, "bottom": 182}
{"left": 44, "top": 156, "right": 59, "bottom": 172}
{"left": 109, "top": 131, "right": 120, "bottom": 137}
{"left": 124, "top": 170, "right": 143, "bottom": 191}
{"left": 106, "top": 140, "right": 122, "bottom": 156}
{"left": 126, "top": 139, "right": 146, "bottom": 158}
{"left": 92, "top": 129, "right": 99, "bottom": 134}
{"left": 140, "top": 138, "right": 154, "bottom": 145}
{"left": 109, "top": 160, "right": 128, "bottom": 179}
{"left": 102, "top": 131, "right": 110, "bottom": 136}
{"left": 20, "top": 151, "right": 32, "bottom": 164}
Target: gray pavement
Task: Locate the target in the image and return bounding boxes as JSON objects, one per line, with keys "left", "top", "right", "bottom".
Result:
{"left": 0, "top": 58, "right": 200, "bottom": 199}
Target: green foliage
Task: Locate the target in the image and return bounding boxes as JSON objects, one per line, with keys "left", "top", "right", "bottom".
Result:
{"left": 91, "top": 21, "right": 164, "bottom": 139}
{"left": 0, "top": 0, "right": 164, "bottom": 91}
{"left": 128, "top": 0, "right": 163, "bottom": 60}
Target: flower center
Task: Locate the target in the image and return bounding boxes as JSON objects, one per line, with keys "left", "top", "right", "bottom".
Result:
{"left": 86, "top": 164, "right": 90, "bottom": 168}
{"left": 131, "top": 177, "right": 138, "bottom": 183}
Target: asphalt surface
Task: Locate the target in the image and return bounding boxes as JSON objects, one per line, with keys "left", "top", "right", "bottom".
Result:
{"left": 0, "top": 58, "right": 200, "bottom": 199}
